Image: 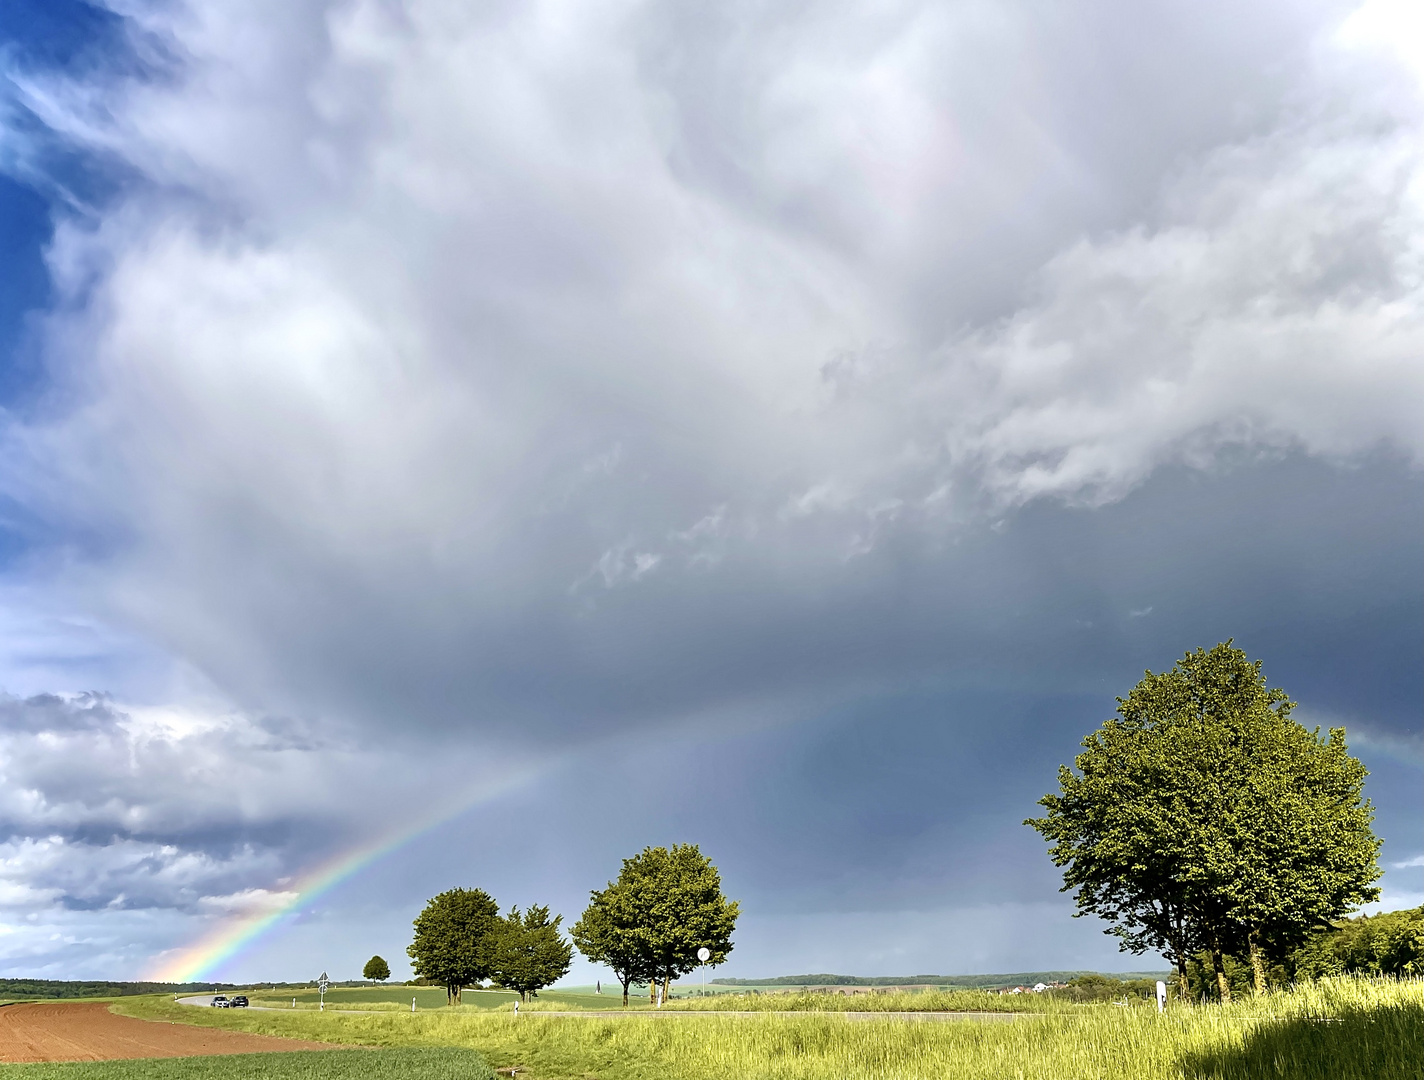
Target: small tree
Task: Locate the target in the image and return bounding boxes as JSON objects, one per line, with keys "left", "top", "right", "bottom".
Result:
{"left": 572, "top": 882, "right": 655, "bottom": 1006}
{"left": 487, "top": 905, "right": 574, "bottom": 1001}
{"left": 362, "top": 955, "right": 391, "bottom": 983}
{"left": 407, "top": 887, "right": 501, "bottom": 1004}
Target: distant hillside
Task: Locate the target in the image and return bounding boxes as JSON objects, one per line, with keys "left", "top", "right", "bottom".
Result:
{"left": 0, "top": 979, "right": 243, "bottom": 999}
{"left": 710, "top": 971, "right": 1171, "bottom": 988}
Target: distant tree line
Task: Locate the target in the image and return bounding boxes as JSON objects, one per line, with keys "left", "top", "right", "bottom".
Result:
{"left": 1046, "top": 974, "right": 1163, "bottom": 1003}
{"left": 1028, "top": 642, "right": 1382, "bottom": 1003}
{"left": 0, "top": 980, "right": 242, "bottom": 999}
{"left": 707, "top": 971, "right": 1160, "bottom": 988}
{"left": 407, "top": 844, "right": 738, "bottom": 1007}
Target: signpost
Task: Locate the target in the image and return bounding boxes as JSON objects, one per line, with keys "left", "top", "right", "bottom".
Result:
{"left": 698, "top": 946, "right": 711, "bottom": 994}
{"left": 318, "top": 972, "right": 329, "bottom": 1013}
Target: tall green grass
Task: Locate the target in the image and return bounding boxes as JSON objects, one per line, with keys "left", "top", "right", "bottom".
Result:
{"left": 657, "top": 987, "right": 1056, "bottom": 1012}
{"left": 117, "top": 977, "right": 1424, "bottom": 1080}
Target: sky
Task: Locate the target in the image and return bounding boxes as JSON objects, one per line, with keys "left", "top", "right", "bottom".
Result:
{"left": 0, "top": 0, "right": 1418, "bottom": 985}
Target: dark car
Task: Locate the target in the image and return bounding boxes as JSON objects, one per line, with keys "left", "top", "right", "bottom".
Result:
{"left": 210, "top": 995, "right": 229, "bottom": 1007}
{"left": 229, "top": 996, "right": 249, "bottom": 1008}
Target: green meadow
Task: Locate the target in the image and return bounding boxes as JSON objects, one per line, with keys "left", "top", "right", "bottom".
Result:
{"left": 239, "top": 983, "right": 1052, "bottom": 1013}
{"left": 243, "top": 985, "right": 634, "bottom": 1011}
{"left": 111, "top": 976, "right": 1424, "bottom": 1080}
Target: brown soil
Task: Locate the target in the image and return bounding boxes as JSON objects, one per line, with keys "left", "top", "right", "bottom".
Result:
{"left": 0, "top": 1001, "right": 339, "bottom": 1063}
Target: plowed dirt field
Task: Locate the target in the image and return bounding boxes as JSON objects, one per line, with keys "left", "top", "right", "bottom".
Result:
{"left": 0, "top": 1002, "right": 338, "bottom": 1062}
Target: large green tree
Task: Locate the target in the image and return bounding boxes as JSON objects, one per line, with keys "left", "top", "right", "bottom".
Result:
{"left": 487, "top": 905, "right": 574, "bottom": 1001}
{"left": 620, "top": 844, "right": 739, "bottom": 1005}
{"left": 407, "top": 887, "right": 501, "bottom": 1003}
{"left": 571, "top": 883, "right": 655, "bottom": 1006}
{"left": 1027, "top": 642, "right": 1380, "bottom": 1002}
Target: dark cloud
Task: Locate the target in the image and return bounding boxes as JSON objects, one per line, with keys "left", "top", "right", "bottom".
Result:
{"left": 0, "top": 0, "right": 1416, "bottom": 978}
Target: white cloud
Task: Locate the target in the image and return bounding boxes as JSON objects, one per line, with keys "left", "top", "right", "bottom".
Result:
{"left": 0, "top": 0, "right": 1416, "bottom": 802}
{"left": 0, "top": 0, "right": 1421, "bottom": 977}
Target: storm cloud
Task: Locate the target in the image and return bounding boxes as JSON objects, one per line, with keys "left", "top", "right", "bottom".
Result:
{"left": 0, "top": 0, "right": 1417, "bottom": 979}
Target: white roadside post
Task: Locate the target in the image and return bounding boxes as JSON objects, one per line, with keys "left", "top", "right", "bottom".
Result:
{"left": 318, "top": 972, "right": 329, "bottom": 1013}
{"left": 1156, "top": 981, "right": 1167, "bottom": 1013}
{"left": 697, "top": 947, "right": 711, "bottom": 996}
{"left": 412, "top": 997, "right": 416, "bottom": 1013}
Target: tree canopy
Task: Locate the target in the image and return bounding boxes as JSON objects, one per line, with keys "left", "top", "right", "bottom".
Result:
{"left": 574, "top": 844, "right": 738, "bottom": 1006}
{"left": 488, "top": 905, "right": 574, "bottom": 1000}
{"left": 1026, "top": 642, "right": 1380, "bottom": 1001}
{"left": 1292, "top": 906, "right": 1424, "bottom": 979}
{"left": 362, "top": 955, "right": 391, "bottom": 983}
{"left": 406, "top": 887, "right": 501, "bottom": 1003}
{"left": 571, "top": 884, "right": 654, "bottom": 1006}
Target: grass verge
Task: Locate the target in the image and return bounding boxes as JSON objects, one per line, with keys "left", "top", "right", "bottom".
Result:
{"left": 116, "top": 977, "right": 1424, "bottom": 1080}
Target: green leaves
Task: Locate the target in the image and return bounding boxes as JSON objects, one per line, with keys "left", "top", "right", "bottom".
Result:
{"left": 1027, "top": 641, "right": 1382, "bottom": 999}
{"left": 570, "top": 883, "right": 653, "bottom": 1004}
{"left": 1293, "top": 906, "right": 1424, "bottom": 979}
{"left": 487, "top": 904, "right": 574, "bottom": 1000}
{"left": 572, "top": 844, "right": 739, "bottom": 1005}
{"left": 406, "top": 887, "right": 501, "bottom": 1001}
{"left": 361, "top": 955, "right": 391, "bottom": 982}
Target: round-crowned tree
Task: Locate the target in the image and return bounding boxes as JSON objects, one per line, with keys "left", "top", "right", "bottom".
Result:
{"left": 407, "top": 887, "right": 501, "bottom": 1004}
{"left": 362, "top": 955, "right": 391, "bottom": 983}
{"left": 1027, "top": 642, "right": 1381, "bottom": 1001}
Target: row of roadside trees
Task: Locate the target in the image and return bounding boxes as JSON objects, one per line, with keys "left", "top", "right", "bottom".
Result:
{"left": 1027, "top": 641, "right": 1382, "bottom": 1002}
{"left": 408, "top": 891, "right": 574, "bottom": 1002}
{"left": 407, "top": 843, "right": 738, "bottom": 1004}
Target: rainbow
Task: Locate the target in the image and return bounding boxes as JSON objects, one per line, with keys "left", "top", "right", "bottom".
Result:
{"left": 147, "top": 762, "right": 551, "bottom": 983}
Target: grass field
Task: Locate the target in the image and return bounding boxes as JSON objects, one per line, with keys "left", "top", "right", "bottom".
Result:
{"left": 241, "top": 986, "right": 636, "bottom": 1012}
{"left": 657, "top": 987, "right": 1055, "bottom": 1012}
{"left": 247, "top": 983, "right": 1051, "bottom": 1013}
{"left": 0, "top": 1048, "right": 492, "bottom": 1080}
{"left": 115, "top": 976, "right": 1424, "bottom": 1080}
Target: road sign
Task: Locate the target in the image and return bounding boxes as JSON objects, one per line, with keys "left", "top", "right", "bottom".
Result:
{"left": 697, "top": 947, "right": 711, "bottom": 962}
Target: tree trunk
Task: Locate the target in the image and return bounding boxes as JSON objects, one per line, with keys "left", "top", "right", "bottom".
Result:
{"left": 1248, "top": 936, "right": 1268, "bottom": 995}
{"left": 661, "top": 977, "right": 670, "bottom": 1006}
{"left": 1209, "top": 946, "right": 1231, "bottom": 1003}
{"left": 620, "top": 978, "right": 629, "bottom": 1007}
{"left": 1165, "top": 934, "right": 1191, "bottom": 1002}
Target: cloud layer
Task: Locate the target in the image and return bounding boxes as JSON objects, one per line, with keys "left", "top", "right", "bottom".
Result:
{"left": 0, "top": 0, "right": 1418, "bottom": 977}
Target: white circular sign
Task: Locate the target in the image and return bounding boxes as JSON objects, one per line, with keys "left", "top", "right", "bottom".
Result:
{"left": 697, "top": 947, "right": 711, "bottom": 963}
